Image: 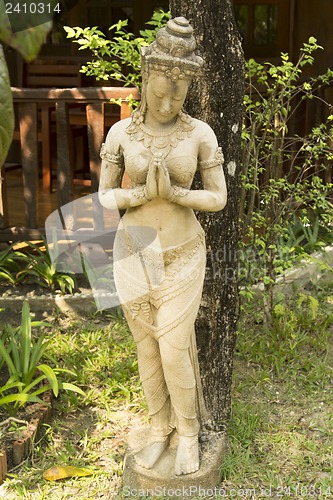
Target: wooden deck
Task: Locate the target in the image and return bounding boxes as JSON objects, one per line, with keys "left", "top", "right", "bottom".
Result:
{"left": 5, "top": 169, "right": 91, "bottom": 228}
{"left": 1, "top": 86, "right": 140, "bottom": 242}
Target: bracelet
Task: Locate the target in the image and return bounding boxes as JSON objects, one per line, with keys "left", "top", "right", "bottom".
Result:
{"left": 132, "top": 185, "right": 151, "bottom": 202}
{"left": 170, "top": 185, "right": 190, "bottom": 202}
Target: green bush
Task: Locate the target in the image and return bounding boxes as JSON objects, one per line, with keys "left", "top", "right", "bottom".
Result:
{"left": 239, "top": 38, "right": 333, "bottom": 318}
{"left": 0, "top": 244, "right": 28, "bottom": 285}
{"left": 17, "top": 240, "right": 77, "bottom": 294}
{"left": 0, "top": 240, "right": 77, "bottom": 295}
{"left": 64, "top": 10, "right": 170, "bottom": 87}
{"left": 0, "top": 302, "right": 84, "bottom": 416}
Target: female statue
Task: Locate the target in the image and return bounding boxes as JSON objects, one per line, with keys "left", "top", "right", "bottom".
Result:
{"left": 98, "top": 16, "right": 227, "bottom": 476}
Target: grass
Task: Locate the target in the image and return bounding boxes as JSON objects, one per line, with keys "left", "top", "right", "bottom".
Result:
{"left": 0, "top": 309, "right": 146, "bottom": 499}
{"left": 0, "top": 279, "right": 332, "bottom": 499}
{"left": 222, "top": 278, "right": 333, "bottom": 498}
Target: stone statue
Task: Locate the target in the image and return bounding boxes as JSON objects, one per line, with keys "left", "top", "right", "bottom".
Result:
{"left": 98, "top": 16, "right": 227, "bottom": 476}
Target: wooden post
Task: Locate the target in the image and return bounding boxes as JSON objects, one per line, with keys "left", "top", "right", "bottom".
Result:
{"left": 86, "top": 102, "right": 104, "bottom": 192}
{"left": 40, "top": 104, "right": 52, "bottom": 193}
{"left": 86, "top": 102, "right": 105, "bottom": 231}
{"left": 56, "top": 101, "right": 74, "bottom": 230}
{"left": 19, "top": 102, "right": 39, "bottom": 228}
{"left": 120, "top": 100, "right": 132, "bottom": 120}
{"left": 120, "top": 99, "right": 132, "bottom": 189}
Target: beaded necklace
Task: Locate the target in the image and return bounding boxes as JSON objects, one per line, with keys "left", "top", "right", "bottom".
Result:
{"left": 126, "top": 111, "right": 195, "bottom": 158}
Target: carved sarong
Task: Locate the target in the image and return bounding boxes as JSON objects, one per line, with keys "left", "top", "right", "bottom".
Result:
{"left": 113, "top": 224, "right": 208, "bottom": 436}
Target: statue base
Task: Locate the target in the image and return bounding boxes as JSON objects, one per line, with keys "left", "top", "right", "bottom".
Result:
{"left": 122, "top": 426, "right": 227, "bottom": 498}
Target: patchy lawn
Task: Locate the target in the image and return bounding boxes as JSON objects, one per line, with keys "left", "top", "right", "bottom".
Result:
{"left": 0, "top": 280, "right": 332, "bottom": 499}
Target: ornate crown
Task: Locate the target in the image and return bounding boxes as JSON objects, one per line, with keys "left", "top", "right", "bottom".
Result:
{"left": 141, "top": 17, "right": 203, "bottom": 81}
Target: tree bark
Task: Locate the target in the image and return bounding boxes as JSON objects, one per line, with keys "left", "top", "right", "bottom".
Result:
{"left": 170, "top": 0, "right": 244, "bottom": 432}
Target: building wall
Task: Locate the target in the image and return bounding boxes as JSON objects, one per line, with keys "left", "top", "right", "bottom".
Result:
{"left": 292, "top": 0, "right": 333, "bottom": 75}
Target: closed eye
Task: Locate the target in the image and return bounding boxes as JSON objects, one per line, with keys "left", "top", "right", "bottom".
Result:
{"left": 153, "top": 93, "right": 182, "bottom": 101}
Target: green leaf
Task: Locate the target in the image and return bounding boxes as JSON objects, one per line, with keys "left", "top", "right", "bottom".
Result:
{"left": 0, "top": 1, "right": 55, "bottom": 62}
{"left": 63, "top": 26, "right": 75, "bottom": 38}
{"left": 29, "top": 337, "right": 49, "bottom": 373}
{"left": 0, "top": 337, "right": 16, "bottom": 376}
{"left": 37, "top": 364, "right": 59, "bottom": 397}
{"left": 0, "top": 377, "right": 24, "bottom": 395}
{"left": 24, "top": 366, "right": 37, "bottom": 387}
{"left": 21, "top": 373, "right": 46, "bottom": 394}
{"left": 30, "top": 321, "right": 53, "bottom": 328}
{"left": 28, "top": 384, "right": 52, "bottom": 398}
{"left": 21, "top": 301, "right": 32, "bottom": 381}
{"left": 59, "top": 382, "right": 85, "bottom": 396}
{"left": 0, "top": 271, "right": 15, "bottom": 283}
{"left": 0, "top": 393, "right": 42, "bottom": 406}
{"left": 0, "top": 45, "right": 14, "bottom": 167}
{"left": 53, "top": 368, "right": 77, "bottom": 377}
{"left": 8, "top": 328, "right": 21, "bottom": 373}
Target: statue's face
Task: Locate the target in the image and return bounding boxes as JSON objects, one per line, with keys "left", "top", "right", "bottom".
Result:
{"left": 145, "top": 72, "right": 189, "bottom": 126}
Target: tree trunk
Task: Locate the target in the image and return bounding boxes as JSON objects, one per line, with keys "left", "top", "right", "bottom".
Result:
{"left": 170, "top": 0, "right": 244, "bottom": 432}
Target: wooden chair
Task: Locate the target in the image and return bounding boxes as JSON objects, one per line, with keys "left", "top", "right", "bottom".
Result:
{"left": 23, "top": 62, "right": 84, "bottom": 88}
{"left": 20, "top": 60, "right": 86, "bottom": 192}
{"left": 20, "top": 61, "right": 124, "bottom": 191}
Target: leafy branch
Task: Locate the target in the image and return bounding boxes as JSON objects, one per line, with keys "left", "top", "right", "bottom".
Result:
{"left": 64, "top": 10, "right": 170, "bottom": 88}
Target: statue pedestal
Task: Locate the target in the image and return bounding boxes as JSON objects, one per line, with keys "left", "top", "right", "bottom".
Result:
{"left": 123, "top": 426, "right": 227, "bottom": 498}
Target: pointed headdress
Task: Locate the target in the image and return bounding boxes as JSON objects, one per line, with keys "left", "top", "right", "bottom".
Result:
{"left": 141, "top": 17, "right": 203, "bottom": 81}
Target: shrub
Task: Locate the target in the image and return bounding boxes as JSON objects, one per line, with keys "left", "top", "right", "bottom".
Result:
{"left": 0, "top": 302, "right": 84, "bottom": 416}
{"left": 64, "top": 10, "right": 170, "bottom": 87}
{"left": 239, "top": 38, "right": 333, "bottom": 319}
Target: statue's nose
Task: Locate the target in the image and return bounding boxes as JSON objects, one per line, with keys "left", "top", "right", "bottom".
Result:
{"left": 160, "top": 98, "right": 173, "bottom": 114}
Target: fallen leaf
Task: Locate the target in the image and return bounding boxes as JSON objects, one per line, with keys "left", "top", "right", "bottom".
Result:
{"left": 43, "top": 465, "right": 95, "bottom": 481}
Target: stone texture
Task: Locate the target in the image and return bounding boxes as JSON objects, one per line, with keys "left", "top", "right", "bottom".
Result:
{"left": 123, "top": 426, "right": 227, "bottom": 497}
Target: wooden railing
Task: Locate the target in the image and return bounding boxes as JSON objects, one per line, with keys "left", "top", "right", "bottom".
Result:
{"left": 1, "top": 86, "right": 140, "bottom": 242}
{"left": 2, "top": 83, "right": 331, "bottom": 243}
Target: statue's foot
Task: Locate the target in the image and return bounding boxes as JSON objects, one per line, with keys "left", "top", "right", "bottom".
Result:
{"left": 175, "top": 435, "right": 199, "bottom": 475}
{"left": 135, "top": 437, "right": 169, "bottom": 469}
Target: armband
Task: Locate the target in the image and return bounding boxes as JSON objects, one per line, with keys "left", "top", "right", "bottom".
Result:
{"left": 199, "top": 146, "right": 224, "bottom": 170}
{"left": 100, "top": 143, "right": 123, "bottom": 166}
